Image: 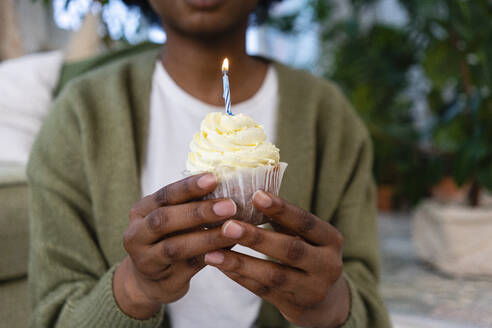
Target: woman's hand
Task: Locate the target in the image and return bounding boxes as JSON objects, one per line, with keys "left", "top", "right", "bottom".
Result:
{"left": 204, "top": 190, "right": 350, "bottom": 328}
{"left": 113, "top": 173, "right": 238, "bottom": 319}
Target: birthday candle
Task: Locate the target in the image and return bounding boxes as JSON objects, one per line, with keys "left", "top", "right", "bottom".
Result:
{"left": 222, "top": 58, "right": 232, "bottom": 116}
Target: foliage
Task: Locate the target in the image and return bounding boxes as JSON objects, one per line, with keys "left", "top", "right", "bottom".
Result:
{"left": 402, "top": 0, "right": 492, "bottom": 205}
{"left": 268, "top": 0, "right": 492, "bottom": 207}
{"left": 314, "top": 0, "right": 492, "bottom": 206}
{"left": 314, "top": 0, "right": 438, "bottom": 206}
{"left": 329, "top": 23, "right": 437, "bottom": 206}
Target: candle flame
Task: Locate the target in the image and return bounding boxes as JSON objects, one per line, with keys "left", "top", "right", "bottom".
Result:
{"left": 222, "top": 58, "right": 229, "bottom": 73}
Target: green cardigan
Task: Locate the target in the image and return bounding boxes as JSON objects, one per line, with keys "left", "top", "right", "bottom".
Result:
{"left": 27, "top": 47, "right": 391, "bottom": 328}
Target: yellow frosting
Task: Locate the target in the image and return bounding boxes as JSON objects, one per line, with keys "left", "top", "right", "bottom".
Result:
{"left": 186, "top": 112, "right": 280, "bottom": 172}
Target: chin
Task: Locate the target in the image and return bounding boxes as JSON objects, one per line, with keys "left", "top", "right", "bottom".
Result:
{"left": 151, "top": 0, "right": 258, "bottom": 38}
{"left": 175, "top": 13, "right": 247, "bottom": 38}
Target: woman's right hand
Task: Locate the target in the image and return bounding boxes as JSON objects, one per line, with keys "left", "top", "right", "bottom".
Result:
{"left": 113, "top": 173, "right": 238, "bottom": 319}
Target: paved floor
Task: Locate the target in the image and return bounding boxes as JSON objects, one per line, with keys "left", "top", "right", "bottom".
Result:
{"left": 378, "top": 213, "right": 492, "bottom": 328}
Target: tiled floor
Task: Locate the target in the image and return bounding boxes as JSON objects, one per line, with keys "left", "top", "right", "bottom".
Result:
{"left": 378, "top": 213, "right": 492, "bottom": 328}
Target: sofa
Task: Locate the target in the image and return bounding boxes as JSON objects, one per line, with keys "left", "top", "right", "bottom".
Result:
{"left": 0, "top": 162, "right": 30, "bottom": 328}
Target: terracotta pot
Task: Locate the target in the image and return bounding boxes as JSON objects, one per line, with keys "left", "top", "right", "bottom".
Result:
{"left": 377, "top": 185, "right": 394, "bottom": 212}
{"left": 431, "top": 176, "right": 468, "bottom": 204}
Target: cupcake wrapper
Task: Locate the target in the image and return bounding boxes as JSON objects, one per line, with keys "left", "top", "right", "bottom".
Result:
{"left": 185, "top": 163, "right": 288, "bottom": 226}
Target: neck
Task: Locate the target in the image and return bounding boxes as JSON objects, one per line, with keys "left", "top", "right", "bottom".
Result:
{"left": 160, "top": 23, "right": 268, "bottom": 106}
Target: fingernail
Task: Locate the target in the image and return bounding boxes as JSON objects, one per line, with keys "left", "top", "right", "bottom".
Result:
{"left": 205, "top": 251, "right": 224, "bottom": 265}
{"left": 197, "top": 173, "right": 216, "bottom": 189}
{"left": 254, "top": 190, "right": 272, "bottom": 208}
{"left": 213, "top": 200, "right": 237, "bottom": 217}
{"left": 222, "top": 220, "right": 244, "bottom": 239}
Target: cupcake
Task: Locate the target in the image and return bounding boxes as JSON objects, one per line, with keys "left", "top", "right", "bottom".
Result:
{"left": 186, "top": 112, "right": 287, "bottom": 225}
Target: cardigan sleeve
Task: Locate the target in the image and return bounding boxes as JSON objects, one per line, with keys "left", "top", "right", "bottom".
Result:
{"left": 312, "top": 87, "right": 391, "bottom": 328}
{"left": 27, "top": 90, "right": 164, "bottom": 328}
{"left": 333, "top": 139, "right": 390, "bottom": 328}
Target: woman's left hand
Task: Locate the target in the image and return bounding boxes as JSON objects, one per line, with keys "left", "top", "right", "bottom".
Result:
{"left": 204, "top": 190, "right": 351, "bottom": 328}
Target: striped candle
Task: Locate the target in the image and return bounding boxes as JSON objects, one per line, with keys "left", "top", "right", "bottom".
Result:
{"left": 222, "top": 58, "right": 232, "bottom": 116}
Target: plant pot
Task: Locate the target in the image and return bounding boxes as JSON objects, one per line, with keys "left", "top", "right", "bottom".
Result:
{"left": 430, "top": 176, "right": 468, "bottom": 203}
{"left": 378, "top": 185, "right": 394, "bottom": 212}
{"left": 413, "top": 199, "right": 492, "bottom": 277}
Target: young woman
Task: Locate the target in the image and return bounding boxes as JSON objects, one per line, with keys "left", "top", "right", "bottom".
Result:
{"left": 28, "top": 1, "right": 391, "bottom": 327}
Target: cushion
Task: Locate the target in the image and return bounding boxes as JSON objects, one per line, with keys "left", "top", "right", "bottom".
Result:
{"left": 0, "top": 51, "right": 63, "bottom": 165}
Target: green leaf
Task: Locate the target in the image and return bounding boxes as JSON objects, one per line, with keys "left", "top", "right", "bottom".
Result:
{"left": 423, "top": 41, "right": 461, "bottom": 89}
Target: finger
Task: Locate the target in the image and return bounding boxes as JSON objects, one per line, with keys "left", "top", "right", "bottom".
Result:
{"left": 135, "top": 257, "right": 205, "bottom": 304}
{"left": 137, "top": 198, "right": 237, "bottom": 244}
{"left": 168, "top": 258, "right": 205, "bottom": 287}
{"left": 270, "top": 222, "right": 296, "bottom": 236}
{"left": 205, "top": 250, "right": 309, "bottom": 294}
{"left": 219, "top": 270, "right": 293, "bottom": 313}
{"left": 130, "top": 173, "right": 217, "bottom": 218}
{"left": 134, "top": 254, "right": 205, "bottom": 282}
{"left": 219, "top": 265, "right": 342, "bottom": 325}
{"left": 220, "top": 220, "right": 323, "bottom": 271}
{"left": 253, "top": 191, "right": 343, "bottom": 247}
{"left": 145, "top": 227, "right": 237, "bottom": 267}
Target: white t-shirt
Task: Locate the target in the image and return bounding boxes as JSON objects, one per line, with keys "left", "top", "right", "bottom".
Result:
{"left": 141, "top": 62, "right": 278, "bottom": 328}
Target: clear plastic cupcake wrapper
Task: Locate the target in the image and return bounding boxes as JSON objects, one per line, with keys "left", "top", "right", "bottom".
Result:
{"left": 183, "top": 162, "right": 288, "bottom": 226}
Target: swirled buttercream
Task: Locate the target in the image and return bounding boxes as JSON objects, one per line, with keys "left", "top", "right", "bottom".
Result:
{"left": 186, "top": 112, "right": 280, "bottom": 172}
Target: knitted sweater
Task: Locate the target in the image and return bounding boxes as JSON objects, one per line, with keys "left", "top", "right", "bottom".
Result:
{"left": 27, "top": 47, "right": 391, "bottom": 328}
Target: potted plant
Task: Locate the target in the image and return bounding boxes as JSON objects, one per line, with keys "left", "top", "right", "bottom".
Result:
{"left": 408, "top": 0, "right": 492, "bottom": 277}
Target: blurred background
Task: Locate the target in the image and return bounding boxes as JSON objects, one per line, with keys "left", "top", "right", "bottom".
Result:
{"left": 1, "top": 0, "right": 491, "bottom": 327}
